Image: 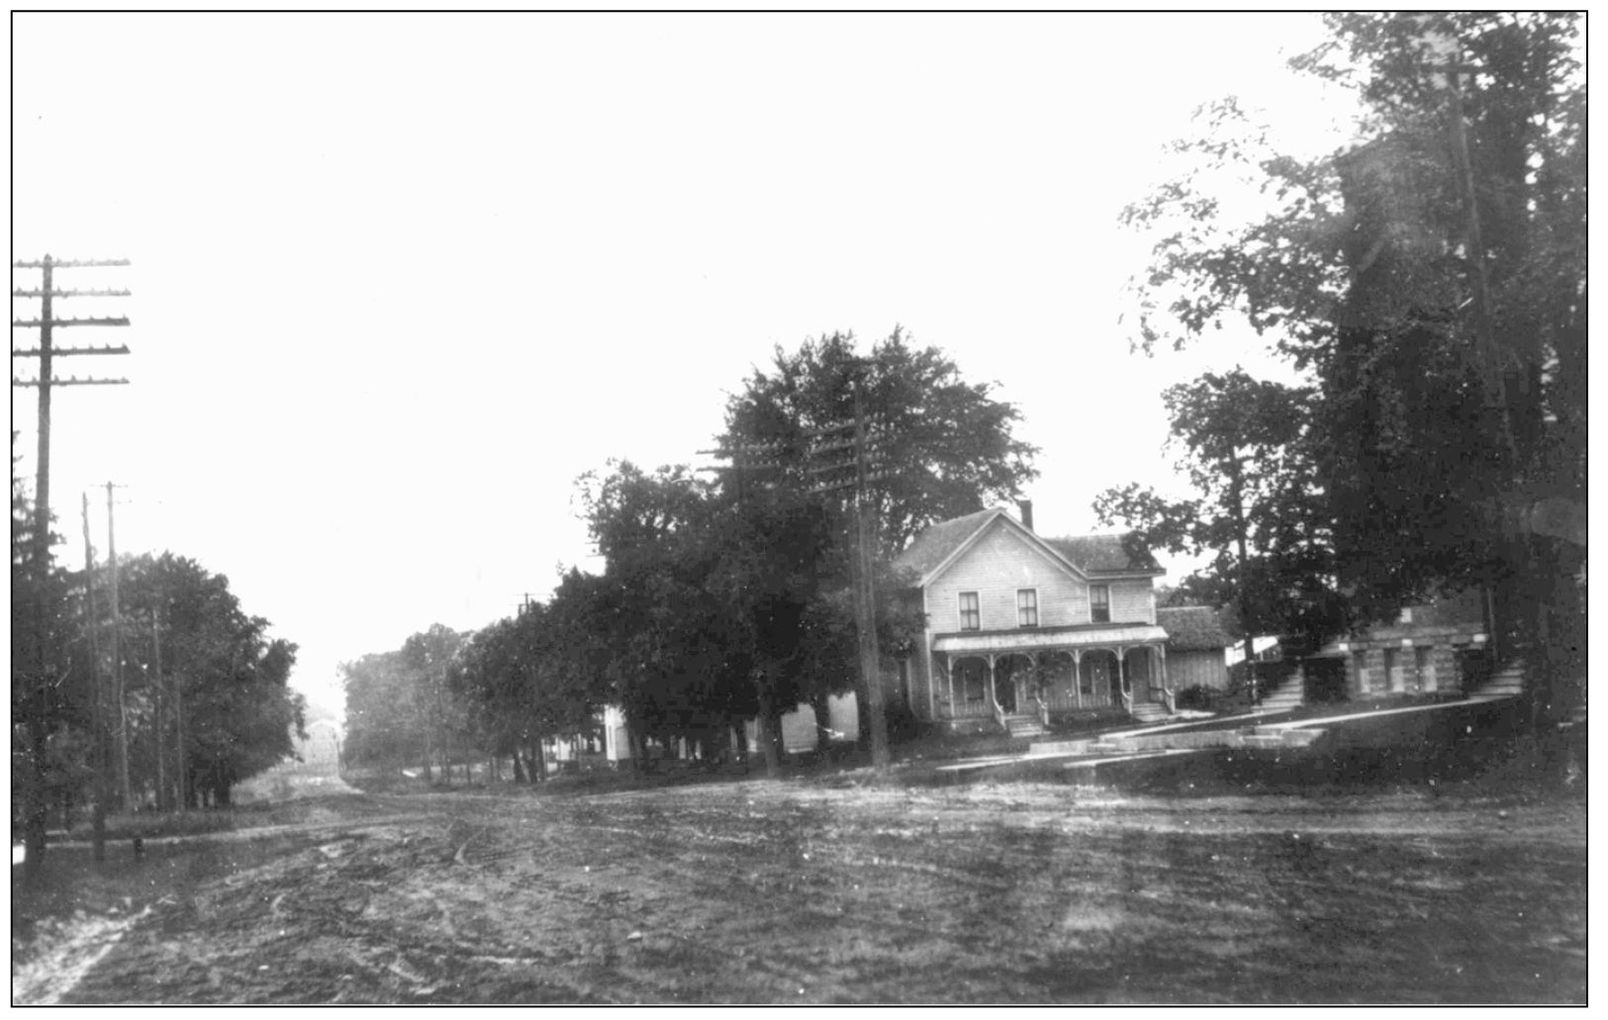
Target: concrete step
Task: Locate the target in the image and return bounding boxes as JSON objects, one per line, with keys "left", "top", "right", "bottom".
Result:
{"left": 1467, "top": 664, "right": 1527, "bottom": 703}
{"left": 1258, "top": 676, "right": 1306, "bottom": 711}
{"left": 1129, "top": 703, "right": 1171, "bottom": 723}
{"left": 1003, "top": 715, "right": 1044, "bottom": 740}
{"left": 1026, "top": 738, "right": 1094, "bottom": 757}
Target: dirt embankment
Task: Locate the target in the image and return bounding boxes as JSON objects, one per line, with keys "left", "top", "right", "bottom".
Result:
{"left": 12, "top": 781, "right": 1587, "bottom": 1004}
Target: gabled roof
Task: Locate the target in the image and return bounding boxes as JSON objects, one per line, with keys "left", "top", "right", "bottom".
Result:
{"left": 1042, "top": 534, "right": 1161, "bottom": 575}
{"left": 1157, "top": 605, "right": 1234, "bottom": 652}
{"left": 890, "top": 508, "right": 1005, "bottom": 582}
{"left": 891, "top": 508, "right": 1162, "bottom": 588}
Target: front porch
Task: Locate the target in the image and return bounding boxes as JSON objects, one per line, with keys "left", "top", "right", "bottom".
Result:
{"left": 930, "top": 624, "right": 1173, "bottom": 730}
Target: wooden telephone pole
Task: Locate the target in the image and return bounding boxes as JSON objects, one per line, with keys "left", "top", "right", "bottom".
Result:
{"left": 11, "top": 255, "right": 131, "bottom": 860}
{"left": 807, "top": 373, "right": 895, "bottom": 769}
{"left": 706, "top": 369, "right": 897, "bottom": 771}
{"left": 106, "top": 481, "right": 132, "bottom": 809}
{"left": 81, "top": 493, "right": 108, "bottom": 861}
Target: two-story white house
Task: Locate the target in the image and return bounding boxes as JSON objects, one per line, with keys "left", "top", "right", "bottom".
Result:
{"left": 892, "top": 504, "right": 1173, "bottom": 733}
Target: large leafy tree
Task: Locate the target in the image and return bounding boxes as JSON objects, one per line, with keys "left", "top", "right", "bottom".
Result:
{"left": 721, "top": 328, "right": 1039, "bottom": 554}
{"left": 577, "top": 461, "right": 754, "bottom": 767}
{"left": 400, "top": 623, "right": 469, "bottom": 781}
{"left": 449, "top": 576, "right": 609, "bottom": 783}
{"left": 113, "top": 553, "right": 305, "bottom": 807}
{"left": 1122, "top": 13, "right": 1584, "bottom": 708}
{"left": 342, "top": 624, "right": 477, "bottom": 782}
{"left": 11, "top": 463, "right": 85, "bottom": 879}
{"left": 1094, "top": 368, "right": 1343, "bottom": 651}
{"left": 341, "top": 649, "right": 420, "bottom": 767}
{"left": 718, "top": 329, "right": 1037, "bottom": 751}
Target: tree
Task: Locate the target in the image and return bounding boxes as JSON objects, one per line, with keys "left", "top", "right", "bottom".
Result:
{"left": 1122, "top": 13, "right": 1584, "bottom": 709}
{"left": 400, "top": 624, "right": 468, "bottom": 782}
{"left": 718, "top": 329, "right": 1037, "bottom": 751}
{"left": 1093, "top": 368, "right": 1344, "bottom": 652}
{"left": 11, "top": 458, "right": 86, "bottom": 879}
{"left": 722, "top": 329, "right": 1039, "bottom": 553}
{"left": 112, "top": 553, "right": 305, "bottom": 807}
{"left": 450, "top": 579, "right": 609, "bottom": 784}
{"left": 576, "top": 461, "right": 759, "bottom": 768}
{"left": 341, "top": 649, "right": 421, "bottom": 768}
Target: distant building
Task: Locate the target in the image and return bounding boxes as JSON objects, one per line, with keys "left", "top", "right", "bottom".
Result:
{"left": 1310, "top": 589, "right": 1493, "bottom": 699}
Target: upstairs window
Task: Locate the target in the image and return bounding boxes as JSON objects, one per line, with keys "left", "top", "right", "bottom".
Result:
{"left": 1017, "top": 589, "right": 1039, "bottom": 628}
{"left": 1090, "top": 585, "right": 1110, "bottom": 624}
{"left": 959, "top": 591, "right": 980, "bottom": 631}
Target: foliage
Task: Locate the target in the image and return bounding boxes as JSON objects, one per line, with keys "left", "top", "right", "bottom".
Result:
{"left": 342, "top": 624, "right": 476, "bottom": 780}
{"left": 449, "top": 577, "right": 609, "bottom": 781}
{"left": 576, "top": 462, "right": 761, "bottom": 763}
{"left": 1095, "top": 369, "right": 1345, "bottom": 648}
{"left": 1118, "top": 13, "right": 1585, "bottom": 689}
{"left": 373, "top": 333, "right": 1040, "bottom": 773}
{"left": 113, "top": 553, "right": 306, "bottom": 807}
{"left": 340, "top": 650, "right": 420, "bottom": 766}
{"left": 721, "top": 328, "right": 1039, "bottom": 554}
{"left": 716, "top": 329, "right": 1034, "bottom": 750}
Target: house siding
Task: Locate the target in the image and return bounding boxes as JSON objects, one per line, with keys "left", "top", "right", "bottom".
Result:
{"left": 927, "top": 523, "right": 1089, "bottom": 631}
{"left": 1105, "top": 579, "right": 1156, "bottom": 625}
{"left": 902, "top": 514, "right": 1174, "bottom": 724}
{"left": 1167, "top": 649, "right": 1229, "bottom": 690}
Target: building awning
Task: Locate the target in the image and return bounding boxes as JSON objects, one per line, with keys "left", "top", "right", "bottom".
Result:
{"left": 934, "top": 624, "right": 1168, "bottom": 656}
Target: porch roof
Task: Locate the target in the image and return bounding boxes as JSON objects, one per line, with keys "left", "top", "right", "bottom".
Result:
{"left": 934, "top": 623, "right": 1168, "bottom": 656}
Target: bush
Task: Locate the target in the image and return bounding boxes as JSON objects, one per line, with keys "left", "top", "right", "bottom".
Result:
{"left": 884, "top": 700, "right": 923, "bottom": 744}
{"left": 1175, "top": 685, "right": 1221, "bottom": 712}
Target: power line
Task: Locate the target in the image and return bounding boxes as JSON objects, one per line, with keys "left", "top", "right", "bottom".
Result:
{"left": 10, "top": 254, "right": 132, "bottom": 865}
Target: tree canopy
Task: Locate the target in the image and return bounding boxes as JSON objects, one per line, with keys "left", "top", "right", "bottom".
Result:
{"left": 1114, "top": 13, "right": 1584, "bottom": 692}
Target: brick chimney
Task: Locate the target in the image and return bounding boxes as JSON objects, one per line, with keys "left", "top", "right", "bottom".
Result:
{"left": 1017, "top": 499, "right": 1034, "bottom": 533}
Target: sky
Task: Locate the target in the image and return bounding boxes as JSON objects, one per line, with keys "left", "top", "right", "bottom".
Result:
{"left": 12, "top": 13, "right": 1358, "bottom": 718}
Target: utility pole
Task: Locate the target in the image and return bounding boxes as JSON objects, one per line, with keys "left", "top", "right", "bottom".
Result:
{"left": 175, "top": 660, "right": 188, "bottom": 811}
{"left": 11, "top": 255, "right": 130, "bottom": 873}
{"left": 82, "top": 492, "right": 107, "bottom": 861}
{"left": 807, "top": 373, "right": 894, "bottom": 769}
{"left": 152, "top": 600, "right": 165, "bottom": 811}
{"left": 703, "top": 374, "right": 898, "bottom": 772}
{"left": 698, "top": 436, "right": 790, "bottom": 776}
{"left": 107, "top": 481, "right": 132, "bottom": 810}
{"left": 12, "top": 256, "right": 132, "bottom": 568}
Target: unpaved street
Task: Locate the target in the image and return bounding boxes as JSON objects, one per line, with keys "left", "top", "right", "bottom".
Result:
{"left": 13, "top": 780, "right": 1587, "bottom": 1003}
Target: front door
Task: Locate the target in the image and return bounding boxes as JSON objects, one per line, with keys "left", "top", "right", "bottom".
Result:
{"left": 996, "top": 667, "right": 1018, "bottom": 712}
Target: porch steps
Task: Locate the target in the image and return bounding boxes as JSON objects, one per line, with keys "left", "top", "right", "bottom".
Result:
{"left": 1002, "top": 714, "right": 1045, "bottom": 740}
{"left": 1466, "top": 662, "right": 1527, "bottom": 703}
{"left": 1129, "top": 702, "right": 1171, "bottom": 724}
{"left": 1258, "top": 674, "right": 1306, "bottom": 713}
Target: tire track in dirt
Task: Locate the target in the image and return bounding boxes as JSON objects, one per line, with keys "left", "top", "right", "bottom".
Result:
{"left": 12, "top": 906, "right": 153, "bottom": 1005}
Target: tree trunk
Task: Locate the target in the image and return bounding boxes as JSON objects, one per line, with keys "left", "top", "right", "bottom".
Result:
{"left": 810, "top": 689, "right": 833, "bottom": 751}
{"left": 511, "top": 751, "right": 528, "bottom": 784}
{"left": 22, "top": 723, "right": 48, "bottom": 883}
{"left": 756, "top": 683, "right": 781, "bottom": 778}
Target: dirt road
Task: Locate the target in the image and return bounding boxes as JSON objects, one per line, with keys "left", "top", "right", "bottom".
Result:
{"left": 12, "top": 779, "right": 1587, "bottom": 1003}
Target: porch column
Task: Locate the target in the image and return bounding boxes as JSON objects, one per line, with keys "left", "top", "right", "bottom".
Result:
{"left": 1116, "top": 646, "right": 1129, "bottom": 708}
{"left": 1072, "top": 650, "right": 1083, "bottom": 708}
{"left": 1157, "top": 645, "right": 1171, "bottom": 704}
{"left": 986, "top": 654, "right": 998, "bottom": 708}
{"left": 945, "top": 654, "right": 956, "bottom": 716}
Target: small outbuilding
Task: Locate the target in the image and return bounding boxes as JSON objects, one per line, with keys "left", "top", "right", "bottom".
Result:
{"left": 1156, "top": 605, "right": 1235, "bottom": 691}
